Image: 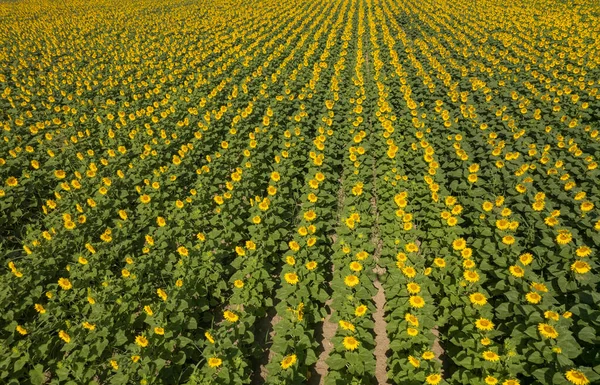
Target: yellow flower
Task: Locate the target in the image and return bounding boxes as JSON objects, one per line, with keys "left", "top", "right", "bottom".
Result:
{"left": 205, "top": 331, "right": 215, "bottom": 344}
{"left": 571, "top": 260, "right": 591, "bottom": 274}
{"left": 509, "top": 265, "right": 525, "bottom": 278}
{"left": 409, "top": 295, "right": 425, "bottom": 308}
{"left": 355, "top": 304, "right": 368, "bottom": 317}
{"left": 538, "top": 323, "right": 559, "bottom": 339}
{"left": 140, "top": 194, "right": 151, "bottom": 204}
{"left": 452, "top": 238, "right": 466, "bottom": 250}
{"left": 556, "top": 231, "right": 572, "bottom": 245}
{"left": 82, "top": 322, "right": 96, "bottom": 330}
{"left": 402, "top": 266, "right": 416, "bottom": 278}
{"left": 177, "top": 246, "right": 189, "bottom": 257}
{"left": 284, "top": 272, "right": 299, "bottom": 285}
{"left": 59, "top": 330, "right": 71, "bottom": 343}
{"left": 303, "top": 210, "right": 316, "bottom": 221}
{"left": 110, "top": 360, "right": 119, "bottom": 370}
{"left": 280, "top": 354, "right": 297, "bottom": 369}
{"left": 349, "top": 261, "right": 362, "bottom": 272}
{"left": 344, "top": 275, "right": 359, "bottom": 287}
{"left": 223, "top": 310, "right": 239, "bottom": 323}
{"left": 157, "top": 288, "right": 167, "bottom": 301}
{"left": 208, "top": 357, "right": 222, "bottom": 368}
{"left": 482, "top": 350, "right": 500, "bottom": 362}
{"left": 563, "top": 311, "right": 573, "bottom": 318}
{"left": 464, "top": 270, "right": 480, "bottom": 283}
{"left": 525, "top": 292, "right": 542, "bottom": 304}
{"left": 475, "top": 318, "right": 494, "bottom": 331}
{"left": 407, "top": 327, "right": 419, "bottom": 336}
{"left": 485, "top": 376, "right": 498, "bottom": 385}
{"left": 339, "top": 320, "right": 355, "bottom": 332}
{"left": 234, "top": 280, "right": 244, "bottom": 288}
{"left": 469, "top": 292, "right": 487, "bottom": 306}
{"left": 426, "top": 373, "right": 442, "bottom": 385}
{"left": 407, "top": 282, "right": 420, "bottom": 294}
{"left": 306, "top": 261, "right": 317, "bottom": 270}
{"left": 157, "top": 217, "right": 166, "bottom": 227}
{"left": 565, "top": 370, "right": 589, "bottom": 385}
{"left": 16, "top": 325, "right": 27, "bottom": 335}
{"left": 135, "top": 335, "right": 149, "bottom": 347}
{"left": 154, "top": 327, "right": 164, "bottom": 335}
{"left": 58, "top": 278, "right": 72, "bottom": 290}
{"left": 422, "top": 351, "right": 435, "bottom": 360}
{"left": 576, "top": 246, "right": 591, "bottom": 258}
{"left": 408, "top": 355, "right": 420, "bottom": 367}
{"left": 144, "top": 305, "right": 153, "bottom": 316}
{"left": 342, "top": 336, "right": 359, "bottom": 351}
{"left": 433, "top": 258, "right": 446, "bottom": 268}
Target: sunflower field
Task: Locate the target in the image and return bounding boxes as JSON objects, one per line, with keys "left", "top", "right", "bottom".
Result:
{"left": 1, "top": 0, "right": 599, "bottom": 384}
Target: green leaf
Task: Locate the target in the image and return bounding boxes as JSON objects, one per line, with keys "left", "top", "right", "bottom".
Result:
{"left": 29, "top": 365, "right": 44, "bottom": 385}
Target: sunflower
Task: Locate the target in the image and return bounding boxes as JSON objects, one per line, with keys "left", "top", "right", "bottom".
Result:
{"left": 509, "top": 265, "right": 525, "bottom": 278}
{"left": 519, "top": 253, "right": 533, "bottom": 265}
{"left": 343, "top": 336, "right": 359, "bottom": 351}
{"left": 485, "top": 376, "right": 498, "bottom": 385}
{"left": 339, "top": 320, "right": 355, "bottom": 332}
{"left": 469, "top": 292, "right": 487, "bottom": 306}
{"left": 344, "top": 275, "right": 359, "bottom": 287}
{"left": 303, "top": 210, "right": 316, "bottom": 221}
{"left": 349, "top": 261, "right": 362, "bottom": 272}
{"left": 426, "top": 373, "right": 442, "bottom": 385}
{"left": 525, "top": 292, "right": 542, "bottom": 304}
{"left": 482, "top": 201, "right": 493, "bottom": 211}
{"left": 205, "top": 331, "right": 215, "bottom": 344}
{"left": 422, "top": 351, "right": 435, "bottom": 360}
{"left": 408, "top": 355, "right": 420, "bottom": 367}
{"left": 402, "top": 266, "right": 417, "bottom": 278}
{"left": 58, "top": 278, "right": 72, "bottom": 290}
{"left": 355, "top": 304, "right": 368, "bottom": 317}
{"left": 407, "top": 282, "right": 421, "bottom": 294}
{"left": 58, "top": 330, "right": 71, "bottom": 343}
{"left": 284, "top": 272, "right": 299, "bottom": 285}
{"left": 482, "top": 350, "right": 500, "bottom": 362}
{"left": 280, "top": 354, "right": 297, "bottom": 369}
{"left": 556, "top": 231, "right": 572, "bottom": 245}
{"left": 154, "top": 327, "right": 164, "bottom": 335}
{"left": 464, "top": 270, "right": 480, "bottom": 283}
{"left": 157, "top": 288, "right": 168, "bottom": 301}
{"left": 576, "top": 246, "right": 591, "bottom": 258}
{"left": 463, "top": 259, "right": 476, "bottom": 269}
{"left": 208, "top": 357, "right": 222, "bottom": 368}
{"left": 409, "top": 295, "right": 425, "bottom": 308}
{"left": 407, "top": 327, "right": 419, "bottom": 336}
{"left": 306, "top": 261, "right": 318, "bottom": 270}
{"left": 571, "top": 261, "right": 591, "bottom": 274}
{"left": 405, "top": 242, "right": 419, "bottom": 253}
{"left": 135, "top": 335, "right": 148, "bottom": 347}
{"left": 452, "top": 238, "right": 466, "bottom": 250}
{"left": 475, "top": 318, "right": 494, "bottom": 331}
{"left": 405, "top": 313, "right": 419, "bottom": 326}
{"left": 565, "top": 370, "right": 589, "bottom": 385}
{"left": 544, "top": 311, "right": 560, "bottom": 321}
{"left": 223, "top": 310, "right": 239, "bottom": 323}
{"left": 434, "top": 258, "right": 446, "bottom": 267}
{"left": 502, "top": 235, "right": 515, "bottom": 245}
{"left": 538, "top": 323, "right": 559, "bottom": 339}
